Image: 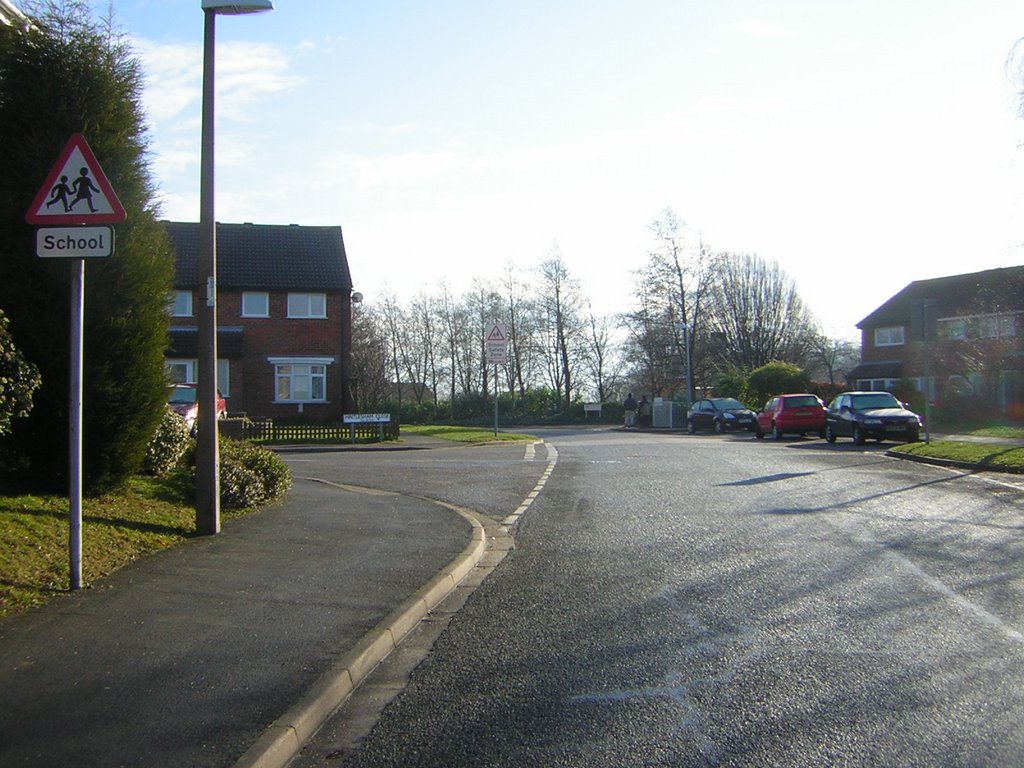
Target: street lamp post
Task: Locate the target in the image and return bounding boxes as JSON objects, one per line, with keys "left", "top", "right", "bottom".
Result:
{"left": 677, "top": 322, "right": 693, "bottom": 407}
{"left": 196, "top": 0, "right": 273, "bottom": 536}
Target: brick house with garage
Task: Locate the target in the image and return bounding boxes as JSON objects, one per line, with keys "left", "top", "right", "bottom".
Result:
{"left": 847, "top": 265, "right": 1024, "bottom": 419}
{"left": 164, "top": 221, "right": 356, "bottom": 422}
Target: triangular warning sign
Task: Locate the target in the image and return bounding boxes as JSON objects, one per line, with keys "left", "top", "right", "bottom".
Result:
{"left": 25, "top": 134, "right": 126, "bottom": 226}
{"left": 487, "top": 324, "right": 507, "bottom": 342}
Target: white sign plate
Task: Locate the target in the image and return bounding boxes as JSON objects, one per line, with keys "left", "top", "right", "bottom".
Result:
{"left": 343, "top": 413, "right": 391, "bottom": 423}
{"left": 36, "top": 227, "right": 113, "bottom": 258}
{"left": 485, "top": 322, "right": 509, "bottom": 364}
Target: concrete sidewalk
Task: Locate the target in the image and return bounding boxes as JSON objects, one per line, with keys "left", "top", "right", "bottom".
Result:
{"left": 0, "top": 442, "right": 494, "bottom": 768}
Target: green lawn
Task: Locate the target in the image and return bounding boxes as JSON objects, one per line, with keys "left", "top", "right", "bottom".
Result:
{"left": 401, "top": 424, "right": 538, "bottom": 443}
{"left": 890, "top": 440, "right": 1024, "bottom": 472}
{"left": 0, "top": 472, "right": 252, "bottom": 619}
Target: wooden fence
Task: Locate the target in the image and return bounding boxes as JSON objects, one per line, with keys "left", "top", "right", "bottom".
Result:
{"left": 243, "top": 419, "right": 400, "bottom": 443}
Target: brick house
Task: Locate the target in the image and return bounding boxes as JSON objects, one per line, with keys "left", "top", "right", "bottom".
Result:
{"left": 164, "top": 221, "right": 356, "bottom": 421}
{"left": 847, "top": 266, "right": 1024, "bottom": 418}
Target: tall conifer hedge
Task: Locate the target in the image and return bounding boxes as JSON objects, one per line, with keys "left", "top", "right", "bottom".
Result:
{"left": 0, "top": 2, "right": 174, "bottom": 492}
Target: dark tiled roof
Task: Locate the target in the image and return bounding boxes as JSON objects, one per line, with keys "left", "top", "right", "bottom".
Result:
{"left": 857, "top": 266, "right": 1024, "bottom": 328}
{"left": 164, "top": 221, "right": 353, "bottom": 292}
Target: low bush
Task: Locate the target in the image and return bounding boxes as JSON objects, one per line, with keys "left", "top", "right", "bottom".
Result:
{"left": 143, "top": 407, "right": 193, "bottom": 477}
{"left": 217, "top": 438, "right": 292, "bottom": 509}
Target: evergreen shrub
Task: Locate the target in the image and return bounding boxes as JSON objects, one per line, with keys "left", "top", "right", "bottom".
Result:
{"left": 143, "top": 407, "right": 193, "bottom": 477}
{"left": 217, "top": 438, "right": 292, "bottom": 509}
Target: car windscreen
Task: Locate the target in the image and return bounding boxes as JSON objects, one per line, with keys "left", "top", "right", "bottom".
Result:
{"left": 783, "top": 395, "right": 820, "bottom": 407}
{"left": 168, "top": 388, "right": 197, "bottom": 405}
{"left": 715, "top": 398, "right": 747, "bottom": 410}
{"left": 851, "top": 393, "right": 901, "bottom": 410}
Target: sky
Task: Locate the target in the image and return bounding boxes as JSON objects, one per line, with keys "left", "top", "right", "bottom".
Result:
{"left": 103, "top": 0, "right": 1024, "bottom": 339}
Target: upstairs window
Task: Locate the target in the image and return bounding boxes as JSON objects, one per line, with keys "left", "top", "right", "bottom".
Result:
{"left": 944, "top": 319, "right": 967, "bottom": 341}
{"left": 287, "top": 292, "right": 326, "bottom": 319}
{"left": 169, "top": 290, "right": 192, "bottom": 317}
{"left": 874, "top": 326, "right": 904, "bottom": 347}
{"left": 977, "top": 314, "right": 1016, "bottom": 339}
{"left": 242, "top": 291, "right": 269, "bottom": 318}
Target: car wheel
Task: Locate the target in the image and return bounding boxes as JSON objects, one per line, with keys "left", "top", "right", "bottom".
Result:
{"left": 852, "top": 424, "right": 866, "bottom": 445}
{"left": 818, "top": 429, "right": 826, "bottom": 439}
{"left": 687, "top": 420, "right": 696, "bottom": 434}
{"left": 714, "top": 420, "right": 724, "bottom": 434}
{"left": 773, "top": 423, "right": 783, "bottom": 440}
{"left": 754, "top": 427, "right": 764, "bottom": 439}
{"left": 825, "top": 424, "right": 836, "bottom": 443}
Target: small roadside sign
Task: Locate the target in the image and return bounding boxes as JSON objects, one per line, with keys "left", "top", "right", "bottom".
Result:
{"left": 486, "top": 323, "right": 509, "bottom": 365}
{"left": 37, "top": 227, "right": 113, "bottom": 258}
{"left": 25, "top": 134, "right": 127, "bottom": 226}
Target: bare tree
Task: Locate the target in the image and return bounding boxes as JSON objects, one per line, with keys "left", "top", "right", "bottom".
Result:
{"left": 500, "top": 259, "right": 537, "bottom": 403}
{"left": 537, "top": 248, "right": 585, "bottom": 410}
{"left": 706, "top": 252, "right": 817, "bottom": 371}
{"left": 623, "top": 208, "right": 718, "bottom": 396}
{"left": 581, "top": 301, "right": 619, "bottom": 403}
{"left": 348, "top": 303, "right": 391, "bottom": 411}
{"left": 436, "top": 283, "right": 468, "bottom": 420}
{"left": 405, "top": 291, "right": 441, "bottom": 408}
{"left": 806, "top": 330, "right": 859, "bottom": 385}
{"left": 465, "top": 279, "right": 504, "bottom": 405}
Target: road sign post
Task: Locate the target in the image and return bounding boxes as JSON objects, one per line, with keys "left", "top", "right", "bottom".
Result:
{"left": 485, "top": 324, "right": 509, "bottom": 435}
{"left": 25, "top": 134, "right": 125, "bottom": 590}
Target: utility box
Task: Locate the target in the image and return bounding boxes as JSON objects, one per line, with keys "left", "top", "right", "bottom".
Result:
{"left": 652, "top": 398, "right": 673, "bottom": 428}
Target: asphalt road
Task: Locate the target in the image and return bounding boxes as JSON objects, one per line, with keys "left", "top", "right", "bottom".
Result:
{"left": 292, "top": 427, "right": 1024, "bottom": 767}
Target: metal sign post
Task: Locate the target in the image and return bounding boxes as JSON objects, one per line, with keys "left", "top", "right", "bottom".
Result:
{"left": 26, "top": 134, "right": 125, "bottom": 590}
{"left": 485, "top": 323, "right": 509, "bottom": 436}
{"left": 68, "top": 259, "right": 84, "bottom": 589}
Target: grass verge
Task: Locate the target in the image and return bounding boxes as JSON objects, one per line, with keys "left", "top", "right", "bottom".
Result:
{"left": 889, "top": 440, "right": 1024, "bottom": 472}
{"left": 0, "top": 472, "right": 249, "bottom": 620}
{"left": 401, "top": 424, "right": 538, "bottom": 443}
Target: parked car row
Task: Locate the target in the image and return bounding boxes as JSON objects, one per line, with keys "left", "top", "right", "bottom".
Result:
{"left": 685, "top": 391, "right": 922, "bottom": 445}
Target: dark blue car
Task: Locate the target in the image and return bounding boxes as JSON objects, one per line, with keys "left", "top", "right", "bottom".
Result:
{"left": 825, "top": 391, "right": 922, "bottom": 444}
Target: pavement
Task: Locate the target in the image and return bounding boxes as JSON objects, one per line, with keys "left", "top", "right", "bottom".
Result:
{"left": 0, "top": 433, "right": 511, "bottom": 768}
{"left": 1, "top": 429, "right": 1019, "bottom": 767}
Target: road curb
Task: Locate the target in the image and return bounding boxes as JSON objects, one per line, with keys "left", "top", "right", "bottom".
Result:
{"left": 885, "top": 449, "right": 1024, "bottom": 474}
{"left": 232, "top": 501, "right": 489, "bottom": 768}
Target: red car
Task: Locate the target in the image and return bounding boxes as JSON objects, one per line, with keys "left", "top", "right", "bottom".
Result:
{"left": 755, "top": 393, "right": 826, "bottom": 440}
{"left": 168, "top": 384, "right": 226, "bottom": 430}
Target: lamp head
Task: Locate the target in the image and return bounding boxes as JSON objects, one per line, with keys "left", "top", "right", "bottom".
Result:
{"left": 202, "top": 0, "right": 273, "bottom": 14}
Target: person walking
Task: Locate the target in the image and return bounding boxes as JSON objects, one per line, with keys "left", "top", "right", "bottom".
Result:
{"left": 638, "top": 395, "right": 651, "bottom": 428}
{"left": 623, "top": 392, "right": 637, "bottom": 428}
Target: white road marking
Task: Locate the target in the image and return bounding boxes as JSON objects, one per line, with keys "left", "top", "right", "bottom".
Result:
{"left": 503, "top": 441, "right": 558, "bottom": 528}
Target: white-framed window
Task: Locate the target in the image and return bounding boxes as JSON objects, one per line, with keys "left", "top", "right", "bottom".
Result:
{"left": 164, "top": 358, "right": 230, "bottom": 396}
{"left": 874, "top": 326, "right": 905, "bottom": 347}
{"left": 943, "top": 319, "right": 967, "bottom": 341}
{"left": 269, "top": 356, "right": 334, "bottom": 402}
{"left": 169, "top": 290, "right": 192, "bottom": 317}
{"left": 242, "top": 291, "right": 270, "bottom": 318}
{"left": 856, "top": 378, "right": 899, "bottom": 392}
{"left": 166, "top": 359, "right": 194, "bottom": 384}
{"left": 977, "top": 314, "right": 1016, "bottom": 339}
{"left": 287, "top": 292, "right": 327, "bottom": 319}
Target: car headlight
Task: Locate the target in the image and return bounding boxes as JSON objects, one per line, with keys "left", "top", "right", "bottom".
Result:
{"left": 865, "top": 418, "right": 882, "bottom": 425}
{"left": 723, "top": 413, "right": 735, "bottom": 419}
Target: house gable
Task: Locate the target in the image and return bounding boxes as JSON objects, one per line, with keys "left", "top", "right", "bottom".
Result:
{"left": 162, "top": 221, "right": 356, "bottom": 420}
{"left": 850, "top": 265, "right": 1024, "bottom": 416}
